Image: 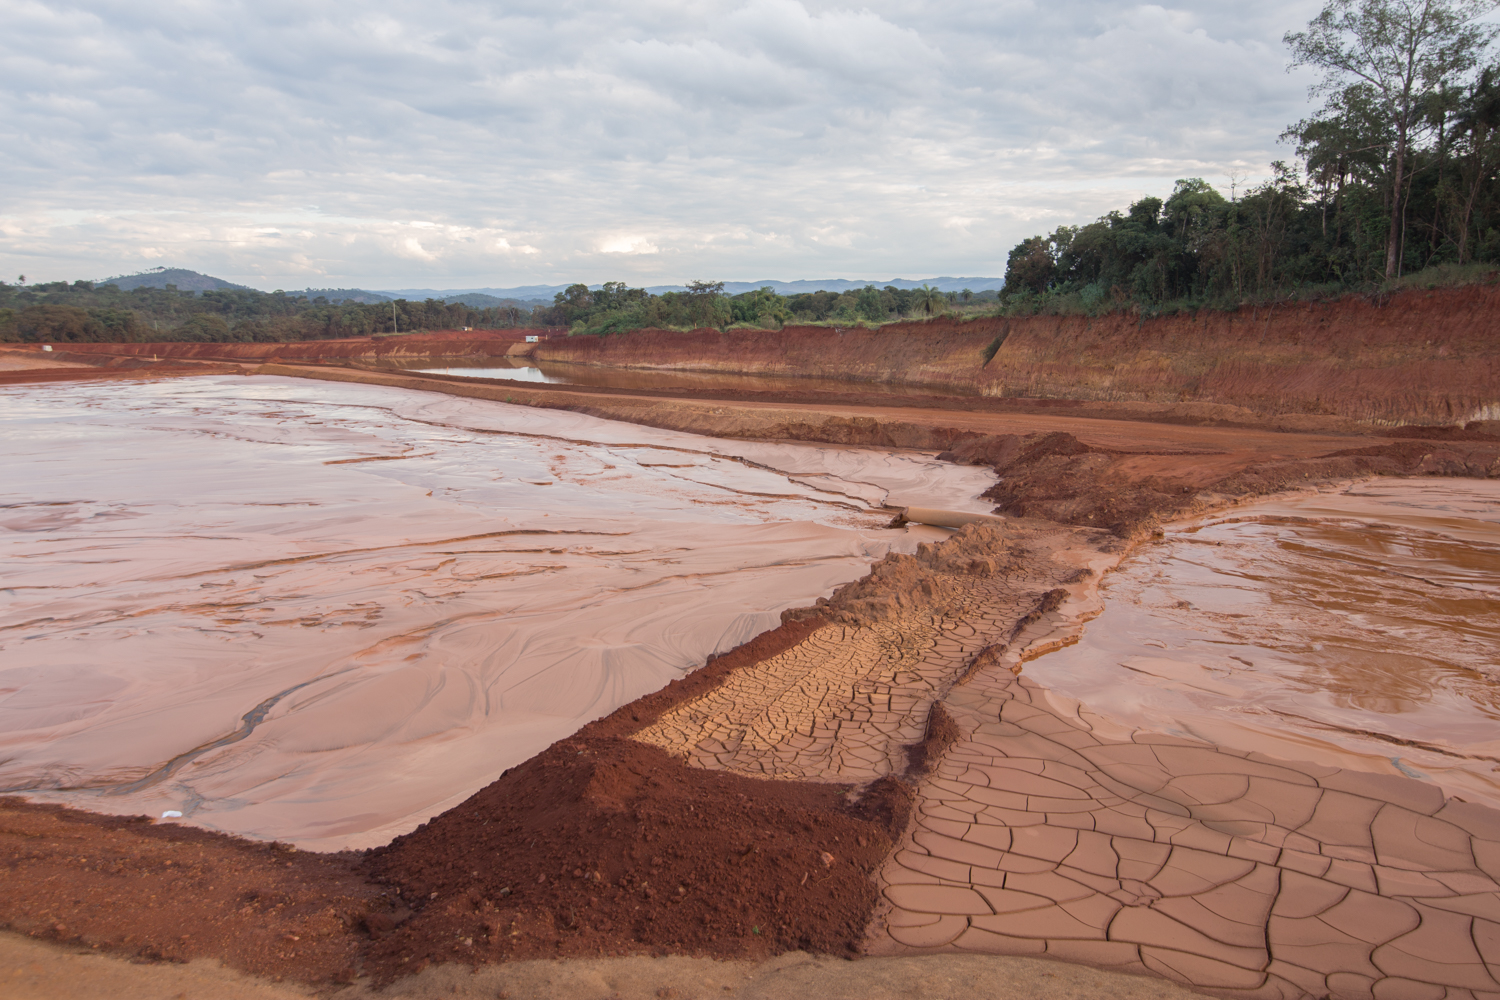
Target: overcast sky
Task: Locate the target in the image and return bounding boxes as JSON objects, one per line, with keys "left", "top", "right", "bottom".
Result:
{"left": 0, "top": 0, "right": 1326, "bottom": 290}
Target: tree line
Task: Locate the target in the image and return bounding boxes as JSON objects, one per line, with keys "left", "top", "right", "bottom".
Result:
{"left": 0, "top": 275, "right": 998, "bottom": 344}
{"left": 1001, "top": 0, "right": 1500, "bottom": 312}
{"left": 0, "top": 280, "right": 542, "bottom": 344}
{"left": 537, "top": 280, "right": 993, "bottom": 334}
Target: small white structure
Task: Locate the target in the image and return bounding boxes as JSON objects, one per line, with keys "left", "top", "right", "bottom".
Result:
{"left": 525, "top": 335, "right": 539, "bottom": 343}
{"left": 41, "top": 345, "right": 52, "bottom": 352}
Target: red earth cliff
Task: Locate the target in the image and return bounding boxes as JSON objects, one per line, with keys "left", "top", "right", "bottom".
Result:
{"left": 533, "top": 283, "right": 1500, "bottom": 426}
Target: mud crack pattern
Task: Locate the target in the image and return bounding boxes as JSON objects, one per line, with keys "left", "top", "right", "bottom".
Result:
{"left": 875, "top": 668, "right": 1500, "bottom": 1000}
{"left": 633, "top": 524, "right": 1084, "bottom": 783}
{"left": 634, "top": 521, "right": 1500, "bottom": 1000}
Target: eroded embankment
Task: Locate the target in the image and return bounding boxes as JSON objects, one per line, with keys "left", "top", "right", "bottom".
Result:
{"left": 532, "top": 284, "right": 1500, "bottom": 426}
{"left": 0, "top": 329, "right": 551, "bottom": 367}
{"left": 6, "top": 282, "right": 1498, "bottom": 428}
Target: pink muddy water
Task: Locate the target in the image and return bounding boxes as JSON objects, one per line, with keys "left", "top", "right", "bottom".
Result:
{"left": 0, "top": 375, "right": 995, "bottom": 850}
{"left": 1027, "top": 479, "right": 1500, "bottom": 808}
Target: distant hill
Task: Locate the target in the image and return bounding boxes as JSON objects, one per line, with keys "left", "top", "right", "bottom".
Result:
{"left": 90, "top": 271, "right": 1003, "bottom": 302}
{"left": 381, "top": 284, "right": 568, "bottom": 303}
{"left": 97, "top": 267, "right": 253, "bottom": 293}
{"left": 299, "top": 288, "right": 392, "bottom": 304}
{"left": 704, "top": 277, "right": 1004, "bottom": 295}
{"left": 380, "top": 277, "right": 1004, "bottom": 302}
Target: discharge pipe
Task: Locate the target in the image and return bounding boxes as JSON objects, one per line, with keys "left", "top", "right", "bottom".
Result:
{"left": 900, "top": 506, "right": 1006, "bottom": 530}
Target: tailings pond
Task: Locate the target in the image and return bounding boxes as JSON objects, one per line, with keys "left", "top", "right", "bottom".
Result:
{"left": 0, "top": 375, "right": 995, "bottom": 850}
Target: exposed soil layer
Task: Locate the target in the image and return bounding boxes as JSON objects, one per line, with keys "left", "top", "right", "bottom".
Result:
{"left": 528, "top": 284, "right": 1500, "bottom": 426}
{"left": 2, "top": 329, "right": 551, "bottom": 365}
{"left": 951, "top": 429, "right": 1500, "bottom": 539}
{"left": 0, "top": 616, "right": 913, "bottom": 985}
{"left": 354, "top": 613, "right": 911, "bottom": 976}
{"left": 6, "top": 280, "right": 1498, "bottom": 427}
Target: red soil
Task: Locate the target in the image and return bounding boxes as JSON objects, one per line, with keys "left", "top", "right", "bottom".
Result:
{"left": 9, "top": 283, "right": 1498, "bottom": 428}
{"left": 4, "top": 301, "right": 1499, "bottom": 990}
{"left": 0, "top": 800, "right": 376, "bottom": 984}
{"left": 0, "top": 615, "right": 908, "bottom": 984}
{"left": 5, "top": 329, "right": 559, "bottom": 364}
{"left": 534, "top": 283, "right": 1500, "bottom": 425}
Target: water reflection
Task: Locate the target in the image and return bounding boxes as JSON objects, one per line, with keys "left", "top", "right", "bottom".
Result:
{"left": 412, "top": 365, "right": 563, "bottom": 384}
{"left": 1029, "top": 480, "right": 1500, "bottom": 806}
{"left": 395, "top": 358, "right": 976, "bottom": 398}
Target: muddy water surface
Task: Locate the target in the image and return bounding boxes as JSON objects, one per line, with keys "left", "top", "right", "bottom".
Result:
{"left": 0, "top": 375, "right": 994, "bottom": 849}
{"left": 403, "top": 358, "right": 978, "bottom": 397}
{"left": 1029, "top": 479, "right": 1500, "bottom": 806}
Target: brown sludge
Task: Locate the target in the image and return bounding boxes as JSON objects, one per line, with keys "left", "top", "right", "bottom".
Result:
{"left": 3, "top": 299, "right": 1500, "bottom": 999}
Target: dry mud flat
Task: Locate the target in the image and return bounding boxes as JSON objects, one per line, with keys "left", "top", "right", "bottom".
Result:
{"left": 3, "top": 367, "right": 1500, "bottom": 999}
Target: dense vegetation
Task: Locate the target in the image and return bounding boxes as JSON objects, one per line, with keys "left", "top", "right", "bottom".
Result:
{"left": 0, "top": 280, "right": 536, "bottom": 344}
{"left": 1001, "top": 0, "right": 1500, "bottom": 312}
{"left": 534, "top": 280, "right": 994, "bottom": 335}
{"left": 0, "top": 276, "right": 997, "bottom": 344}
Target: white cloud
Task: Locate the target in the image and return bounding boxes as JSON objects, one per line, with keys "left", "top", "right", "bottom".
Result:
{"left": 0, "top": 0, "right": 1330, "bottom": 288}
{"left": 599, "top": 236, "right": 661, "bottom": 255}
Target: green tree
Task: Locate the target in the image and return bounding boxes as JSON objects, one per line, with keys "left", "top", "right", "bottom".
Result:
{"left": 681, "top": 280, "right": 727, "bottom": 328}
{"left": 1003, "top": 237, "right": 1057, "bottom": 294}
{"left": 1285, "top": 0, "right": 1500, "bottom": 278}
{"left": 1451, "top": 65, "right": 1500, "bottom": 259}
{"left": 912, "top": 284, "right": 944, "bottom": 317}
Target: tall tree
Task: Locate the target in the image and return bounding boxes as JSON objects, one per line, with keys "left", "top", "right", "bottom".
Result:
{"left": 912, "top": 284, "right": 944, "bottom": 317}
{"left": 1452, "top": 65, "right": 1500, "bottom": 260}
{"left": 1285, "top": 0, "right": 1499, "bottom": 278}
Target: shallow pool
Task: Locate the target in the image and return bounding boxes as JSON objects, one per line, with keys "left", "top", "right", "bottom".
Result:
{"left": 1026, "top": 479, "right": 1500, "bottom": 807}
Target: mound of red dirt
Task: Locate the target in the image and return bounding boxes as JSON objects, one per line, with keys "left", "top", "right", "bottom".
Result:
{"left": 360, "top": 735, "right": 903, "bottom": 981}
{"left": 939, "top": 429, "right": 1500, "bottom": 539}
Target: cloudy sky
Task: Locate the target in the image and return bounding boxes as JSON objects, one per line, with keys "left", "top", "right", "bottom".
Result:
{"left": 1, "top": 0, "right": 1325, "bottom": 290}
